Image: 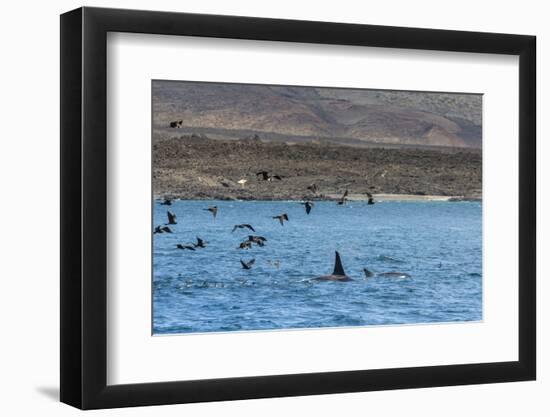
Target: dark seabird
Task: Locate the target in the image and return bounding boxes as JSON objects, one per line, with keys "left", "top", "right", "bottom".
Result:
{"left": 159, "top": 198, "right": 173, "bottom": 206}
{"left": 337, "top": 189, "right": 349, "bottom": 205}
{"left": 153, "top": 225, "right": 164, "bottom": 234}
{"left": 237, "top": 241, "right": 253, "bottom": 250}
{"left": 155, "top": 226, "right": 173, "bottom": 234}
{"left": 176, "top": 244, "right": 195, "bottom": 251}
{"left": 272, "top": 213, "right": 289, "bottom": 226}
{"left": 166, "top": 210, "right": 177, "bottom": 225}
{"left": 194, "top": 236, "right": 207, "bottom": 248}
{"left": 307, "top": 184, "right": 318, "bottom": 194}
{"left": 248, "top": 235, "right": 267, "bottom": 246}
{"left": 204, "top": 206, "right": 218, "bottom": 218}
{"left": 313, "top": 251, "right": 352, "bottom": 281}
{"left": 240, "top": 258, "right": 256, "bottom": 270}
{"left": 300, "top": 201, "right": 314, "bottom": 214}
{"left": 232, "top": 224, "right": 255, "bottom": 233}
{"left": 256, "top": 171, "right": 283, "bottom": 181}
{"left": 366, "top": 192, "right": 375, "bottom": 205}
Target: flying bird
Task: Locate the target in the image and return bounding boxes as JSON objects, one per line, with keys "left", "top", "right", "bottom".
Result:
{"left": 154, "top": 225, "right": 173, "bottom": 234}
{"left": 176, "top": 244, "right": 195, "bottom": 251}
{"left": 366, "top": 192, "right": 375, "bottom": 205}
{"left": 272, "top": 213, "right": 289, "bottom": 226}
{"left": 306, "top": 184, "right": 318, "bottom": 194}
{"left": 300, "top": 201, "right": 314, "bottom": 215}
{"left": 337, "top": 189, "right": 349, "bottom": 205}
{"left": 237, "top": 241, "right": 253, "bottom": 250}
{"left": 166, "top": 210, "right": 177, "bottom": 225}
{"left": 232, "top": 224, "right": 255, "bottom": 233}
{"left": 240, "top": 258, "right": 256, "bottom": 270}
{"left": 256, "top": 171, "right": 283, "bottom": 181}
{"left": 237, "top": 179, "right": 248, "bottom": 187}
{"left": 204, "top": 206, "right": 218, "bottom": 218}
{"left": 194, "top": 236, "right": 207, "bottom": 248}
{"left": 247, "top": 235, "right": 267, "bottom": 247}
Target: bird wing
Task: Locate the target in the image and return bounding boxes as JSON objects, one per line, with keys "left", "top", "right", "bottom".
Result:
{"left": 245, "top": 224, "right": 255, "bottom": 232}
{"left": 305, "top": 204, "right": 311, "bottom": 214}
{"left": 248, "top": 259, "right": 256, "bottom": 266}
{"left": 240, "top": 260, "right": 248, "bottom": 268}
{"left": 167, "top": 211, "right": 176, "bottom": 223}
{"left": 283, "top": 214, "right": 289, "bottom": 221}
{"left": 231, "top": 225, "right": 238, "bottom": 232}
{"left": 278, "top": 216, "right": 284, "bottom": 226}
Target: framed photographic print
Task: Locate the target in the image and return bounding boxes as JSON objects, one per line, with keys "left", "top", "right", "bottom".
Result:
{"left": 60, "top": 6, "right": 536, "bottom": 410}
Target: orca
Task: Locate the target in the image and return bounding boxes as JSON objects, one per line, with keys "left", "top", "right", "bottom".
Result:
{"left": 313, "top": 251, "right": 352, "bottom": 282}
{"left": 378, "top": 272, "right": 411, "bottom": 278}
{"left": 363, "top": 268, "right": 411, "bottom": 279}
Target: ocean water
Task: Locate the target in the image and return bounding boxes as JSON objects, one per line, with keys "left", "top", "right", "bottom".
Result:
{"left": 153, "top": 200, "right": 482, "bottom": 334}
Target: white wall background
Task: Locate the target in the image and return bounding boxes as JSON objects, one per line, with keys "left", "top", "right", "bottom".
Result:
{"left": 0, "top": 0, "right": 545, "bottom": 416}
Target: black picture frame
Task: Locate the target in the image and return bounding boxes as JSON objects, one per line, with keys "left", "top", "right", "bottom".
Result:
{"left": 60, "top": 6, "right": 536, "bottom": 410}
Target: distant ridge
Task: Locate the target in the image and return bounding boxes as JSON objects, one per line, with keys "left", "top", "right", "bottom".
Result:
{"left": 153, "top": 81, "right": 482, "bottom": 148}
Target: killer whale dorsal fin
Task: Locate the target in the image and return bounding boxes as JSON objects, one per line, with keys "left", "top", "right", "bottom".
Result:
{"left": 332, "top": 251, "right": 346, "bottom": 276}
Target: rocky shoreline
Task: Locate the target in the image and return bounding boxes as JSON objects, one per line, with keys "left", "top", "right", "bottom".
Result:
{"left": 153, "top": 136, "right": 482, "bottom": 201}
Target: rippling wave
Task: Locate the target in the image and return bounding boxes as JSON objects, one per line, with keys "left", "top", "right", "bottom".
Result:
{"left": 153, "top": 200, "right": 482, "bottom": 334}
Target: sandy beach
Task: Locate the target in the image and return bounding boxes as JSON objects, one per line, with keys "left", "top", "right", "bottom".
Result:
{"left": 326, "top": 193, "right": 480, "bottom": 202}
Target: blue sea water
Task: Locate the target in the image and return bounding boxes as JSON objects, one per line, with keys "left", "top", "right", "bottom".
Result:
{"left": 153, "top": 200, "right": 482, "bottom": 334}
